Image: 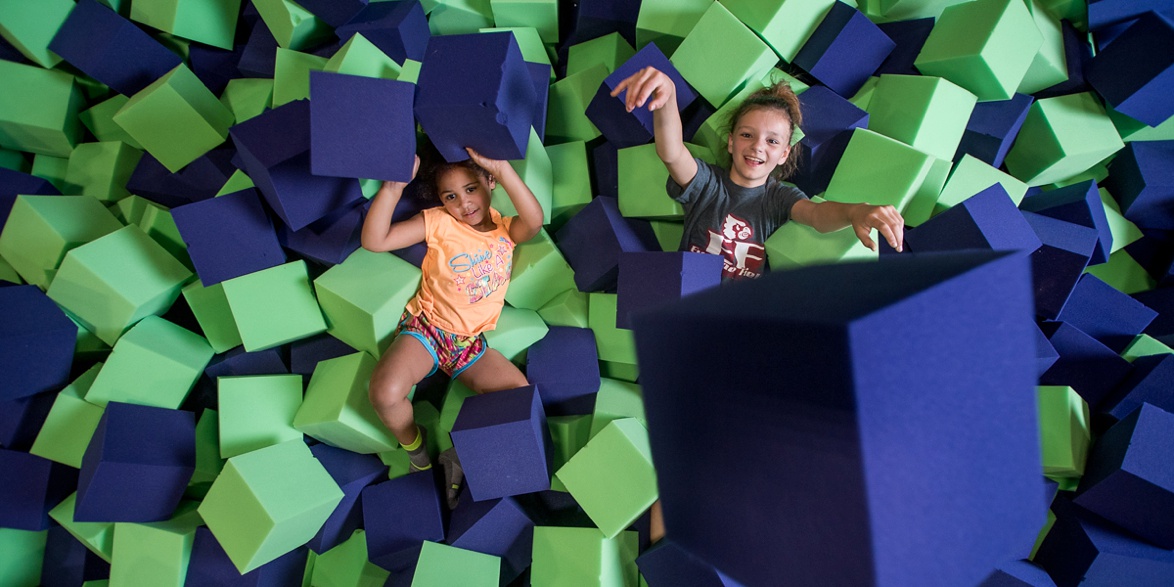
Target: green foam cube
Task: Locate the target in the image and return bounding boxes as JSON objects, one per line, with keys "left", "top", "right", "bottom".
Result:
{"left": 1122, "top": 334, "right": 1174, "bottom": 363}
{"left": 545, "top": 141, "right": 593, "bottom": 230}
{"left": 600, "top": 360, "right": 639, "bottom": 383}
{"left": 1004, "top": 92, "right": 1125, "bottom": 187}
{"left": 50, "top": 492, "right": 114, "bottom": 562}
{"left": 1110, "top": 107, "right": 1174, "bottom": 143}
{"left": 589, "top": 378, "right": 645, "bottom": 439}
{"left": 0, "top": 0, "right": 72, "bottom": 67}
{"left": 218, "top": 375, "right": 304, "bottom": 459}
{"left": 427, "top": 0, "right": 494, "bottom": 35}
{"left": 29, "top": 364, "right": 105, "bottom": 468}
{"left": 530, "top": 526, "right": 639, "bottom": 586}
{"left": 505, "top": 228, "right": 576, "bottom": 311}
{"left": 197, "top": 439, "right": 344, "bottom": 573}
{"left": 488, "top": 0, "right": 558, "bottom": 44}
{"left": 765, "top": 196, "right": 878, "bottom": 268}
{"left": 113, "top": 64, "right": 234, "bottom": 173}
{"left": 326, "top": 33, "right": 403, "bottom": 80}
{"left": 274, "top": 48, "right": 329, "bottom": 107}
{"left": 566, "top": 32, "right": 634, "bottom": 77}
{"left": 0, "top": 194, "right": 124, "bottom": 289}
{"left": 311, "top": 530, "right": 389, "bottom": 587}
{"left": 669, "top": 1, "right": 779, "bottom": 108}
{"left": 649, "top": 220, "right": 683, "bottom": 251}
{"left": 537, "top": 288, "right": 590, "bottom": 328}
{"left": 1037, "top": 385, "right": 1089, "bottom": 482}
{"left": 546, "top": 64, "right": 607, "bottom": 144}
{"left": 866, "top": 74, "right": 977, "bottom": 162}
{"left": 31, "top": 154, "right": 71, "bottom": 193}
{"left": 217, "top": 169, "right": 256, "bottom": 196}
{"left": 490, "top": 128, "right": 553, "bottom": 224}
{"left": 188, "top": 408, "right": 225, "bottom": 499}
{"left": 481, "top": 26, "right": 554, "bottom": 74}
{"left": 438, "top": 379, "right": 477, "bottom": 453}
{"left": 0, "top": 255, "right": 19, "bottom": 284}
{"left": 721, "top": 0, "right": 838, "bottom": 63}
{"left": 399, "top": 59, "right": 423, "bottom": 85}
{"left": 130, "top": 0, "right": 240, "bottom": 49}
{"left": 824, "top": 128, "right": 936, "bottom": 212}
{"left": 914, "top": 0, "right": 1044, "bottom": 101}
{"left": 0, "top": 528, "right": 46, "bottom": 587}
{"left": 484, "top": 305, "right": 549, "bottom": 363}
{"left": 857, "top": 0, "right": 971, "bottom": 22}
{"left": 1085, "top": 250, "right": 1156, "bottom": 295}
{"left": 219, "top": 78, "right": 274, "bottom": 124}
{"left": 1017, "top": 0, "right": 1068, "bottom": 95}
{"left": 903, "top": 155, "right": 953, "bottom": 227}
{"left": 849, "top": 75, "right": 880, "bottom": 111}
{"left": 0, "top": 147, "right": 28, "bottom": 172}
{"left": 412, "top": 541, "right": 500, "bottom": 586}
{"left": 588, "top": 293, "right": 637, "bottom": 365}
{"left": 66, "top": 142, "right": 143, "bottom": 203}
{"left": 0, "top": 59, "right": 84, "bottom": 157}
{"left": 221, "top": 260, "right": 327, "bottom": 352}
{"left": 934, "top": 154, "right": 1029, "bottom": 215}
{"left": 636, "top": 0, "right": 710, "bottom": 57}
{"left": 618, "top": 143, "right": 714, "bottom": 219}
{"left": 80, "top": 95, "right": 144, "bottom": 149}
{"left": 108, "top": 504, "right": 202, "bottom": 587}
{"left": 46, "top": 225, "right": 193, "bottom": 346}
{"left": 182, "top": 279, "right": 242, "bottom": 352}
{"left": 293, "top": 351, "right": 399, "bottom": 454}
{"left": 72, "top": 317, "right": 111, "bottom": 361}
{"left": 1099, "top": 188, "right": 1143, "bottom": 254}
{"left": 85, "top": 315, "right": 214, "bottom": 408}
{"left": 128, "top": 198, "right": 194, "bottom": 271}
{"left": 314, "top": 248, "right": 421, "bottom": 356}
{"left": 251, "top": 0, "right": 333, "bottom": 50}
{"left": 548, "top": 414, "right": 592, "bottom": 491}
{"left": 555, "top": 418, "right": 657, "bottom": 538}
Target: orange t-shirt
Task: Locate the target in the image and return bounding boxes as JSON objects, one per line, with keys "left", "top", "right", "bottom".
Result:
{"left": 404, "top": 206, "right": 515, "bottom": 337}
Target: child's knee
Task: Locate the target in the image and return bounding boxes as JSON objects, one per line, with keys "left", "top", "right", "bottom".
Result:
{"left": 368, "top": 374, "right": 411, "bottom": 409}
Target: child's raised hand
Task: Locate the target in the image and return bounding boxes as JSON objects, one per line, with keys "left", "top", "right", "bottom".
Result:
{"left": 849, "top": 204, "right": 905, "bottom": 252}
{"left": 382, "top": 155, "right": 419, "bottom": 189}
{"left": 465, "top": 147, "right": 508, "bottom": 178}
{"left": 610, "top": 66, "right": 676, "bottom": 113}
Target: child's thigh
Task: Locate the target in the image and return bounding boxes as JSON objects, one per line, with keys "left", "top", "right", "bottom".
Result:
{"left": 370, "top": 335, "right": 436, "bottom": 401}
{"left": 456, "top": 349, "right": 528, "bottom": 394}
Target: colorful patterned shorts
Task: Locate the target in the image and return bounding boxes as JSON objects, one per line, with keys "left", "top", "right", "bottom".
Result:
{"left": 395, "top": 311, "right": 487, "bottom": 377}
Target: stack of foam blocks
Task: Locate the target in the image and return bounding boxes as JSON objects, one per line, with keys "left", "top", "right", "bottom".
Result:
{"left": 0, "top": 0, "right": 1172, "bottom": 585}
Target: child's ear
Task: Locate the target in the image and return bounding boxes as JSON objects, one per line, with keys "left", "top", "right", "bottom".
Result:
{"left": 727, "top": 133, "right": 734, "bottom": 154}
{"left": 487, "top": 175, "right": 497, "bottom": 190}
{"left": 777, "top": 145, "right": 790, "bottom": 166}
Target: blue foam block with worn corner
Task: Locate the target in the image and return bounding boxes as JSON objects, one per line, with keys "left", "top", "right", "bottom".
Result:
{"left": 954, "top": 94, "right": 1033, "bottom": 169}
{"left": 0, "top": 449, "right": 76, "bottom": 531}
{"left": 632, "top": 250, "right": 1042, "bottom": 587}
{"left": 637, "top": 537, "right": 738, "bottom": 587}
{"left": 204, "top": 346, "right": 290, "bottom": 380}
{"left": 0, "top": 391, "right": 56, "bottom": 451}
{"left": 48, "top": 0, "right": 184, "bottom": 96}
{"left": 876, "top": 18, "right": 934, "bottom": 77}
{"left": 1105, "top": 354, "right": 1174, "bottom": 423}
{"left": 586, "top": 43, "right": 698, "bottom": 149}
{"left": 1034, "top": 20, "right": 1094, "bottom": 100}
{"left": 1054, "top": 273, "right": 1158, "bottom": 353}
{"left": 1022, "top": 211, "right": 1099, "bottom": 320}
{"left": 295, "top": 0, "right": 369, "bottom": 27}
{"left": 335, "top": 0, "right": 430, "bottom": 65}
{"left": 1104, "top": 140, "right": 1174, "bottom": 232}
{"left": 75, "top": 401, "right": 195, "bottom": 523}
{"left": 1019, "top": 180, "right": 1113, "bottom": 265}
{"left": 447, "top": 487, "right": 534, "bottom": 585}
{"left": 185, "top": 527, "right": 309, "bottom": 587}
{"left": 451, "top": 385, "right": 553, "bottom": 501}
{"left": 1035, "top": 323, "right": 1060, "bottom": 378}
{"left": 792, "top": 2, "right": 896, "bottom": 98}
{"left": 278, "top": 199, "right": 369, "bottom": 268}
{"left": 41, "top": 524, "right": 110, "bottom": 587}
{"left": 525, "top": 326, "right": 601, "bottom": 417}
{"left": 555, "top": 196, "right": 659, "bottom": 292}
{"left": 0, "top": 167, "right": 59, "bottom": 225}
{"left": 230, "top": 99, "right": 365, "bottom": 231}
{"left": 415, "top": 32, "right": 537, "bottom": 163}
{"left": 1073, "top": 402, "right": 1174, "bottom": 548}
{"left": 238, "top": 23, "right": 279, "bottom": 78}
{"left": 792, "top": 85, "right": 869, "bottom": 197}
{"left": 361, "top": 472, "right": 445, "bottom": 571}
{"left": 0, "top": 285, "right": 76, "bottom": 402}
{"left": 310, "top": 72, "right": 416, "bottom": 182}
{"left": 172, "top": 188, "right": 287, "bottom": 287}
{"left": 1086, "top": 12, "right": 1174, "bottom": 127}
{"left": 307, "top": 443, "right": 387, "bottom": 554}
{"left": 127, "top": 148, "right": 237, "bottom": 209}
{"left": 616, "top": 251, "right": 723, "bottom": 330}
{"left": 903, "top": 184, "right": 1042, "bottom": 255}
{"left": 1036, "top": 494, "right": 1174, "bottom": 586}
{"left": 1039, "top": 321, "right": 1133, "bottom": 410}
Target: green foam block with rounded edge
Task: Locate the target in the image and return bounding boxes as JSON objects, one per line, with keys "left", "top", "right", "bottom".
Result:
{"left": 721, "top": 0, "right": 838, "bottom": 63}
{"left": 530, "top": 526, "right": 639, "bottom": 586}
{"left": 311, "top": 529, "right": 390, "bottom": 587}
{"left": 866, "top": 74, "right": 977, "bottom": 162}
{"left": 182, "top": 279, "right": 242, "bottom": 353}
{"left": 505, "top": 228, "right": 577, "bottom": 311}
{"left": 130, "top": 0, "right": 240, "bottom": 50}
{"left": 314, "top": 248, "right": 421, "bottom": 357}
{"left": 484, "top": 305, "right": 549, "bottom": 363}
{"left": 49, "top": 493, "right": 114, "bottom": 562}
{"left": 588, "top": 293, "right": 637, "bottom": 365}
{"left": 218, "top": 374, "right": 304, "bottom": 459}
{"left": 546, "top": 64, "right": 607, "bottom": 144}
{"left": 29, "top": 363, "right": 105, "bottom": 469}
{"left": 108, "top": 503, "right": 203, "bottom": 587}
{"left": 1003, "top": 92, "right": 1126, "bottom": 187}
{"left": 65, "top": 141, "right": 143, "bottom": 203}
{"left": 0, "top": 59, "right": 84, "bottom": 158}
{"left": 1037, "top": 385, "right": 1089, "bottom": 482}
{"left": 545, "top": 140, "right": 592, "bottom": 230}
{"left": 0, "top": 527, "right": 47, "bottom": 587}
{"left": 411, "top": 541, "right": 501, "bottom": 586}
{"left": 221, "top": 260, "right": 327, "bottom": 352}
{"left": 669, "top": 1, "right": 779, "bottom": 109}
{"left": 251, "top": 0, "right": 332, "bottom": 50}
{"left": 197, "top": 439, "right": 343, "bottom": 574}
{"left": 0, "top": 194, "right": 124, "bottom": 289}
{"left": 934, "top": 154, "right": 1029, "bottom": 216}
{"left": 555, "top": 418, "right": 658, "bottom": 539}
{"left": 293, "top": 351, "right": 399, "bottom": 454}
{"left": 537, "top": 288, "right": 590, "bottom": 328}
{"left": 85, "top": 315, "right": 214, "bottom": 409}
{"left": 487, "top": 0, "right": 558, "bottom": 45}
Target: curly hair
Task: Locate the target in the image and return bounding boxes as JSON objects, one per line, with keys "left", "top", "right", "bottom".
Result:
{"left": 725, "top": 78, "right": 804, "bottom": 181}
{"left": 414, "top": 140, "right": 493, "bottom": 204}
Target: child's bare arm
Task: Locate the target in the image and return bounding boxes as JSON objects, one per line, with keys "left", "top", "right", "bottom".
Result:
{"left": 790, "top": 199, "right": 905, "bottom": 252}
{"left": 611, "top": 67, "right": 698, "bottom": 187}
{"left": 466, "top": 147, "right": 543, "bottom": 244}
{"left": 361, "top": 155, "right": 426, "bottom": 252}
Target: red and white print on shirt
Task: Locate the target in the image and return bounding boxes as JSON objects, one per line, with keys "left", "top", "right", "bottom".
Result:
{"left": 689, "top": 213, "right": 765, "bottom": 280}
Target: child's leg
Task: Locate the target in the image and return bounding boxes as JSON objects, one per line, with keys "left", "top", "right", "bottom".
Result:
{"left": 453, "top": 348, "right": 529, "bottom": 394}
{"left": 369, "top": 335, "right": 436, "bottom": 467}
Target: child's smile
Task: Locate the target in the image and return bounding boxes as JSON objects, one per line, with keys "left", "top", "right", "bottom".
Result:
{"left": 727, "top": 107, "right": 793, "bottom": 188}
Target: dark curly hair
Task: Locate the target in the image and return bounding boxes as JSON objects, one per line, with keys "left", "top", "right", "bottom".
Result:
{"left": 725, "top": 77, "right": 804, "bottom": 181}
{"left": 414, "top": 139, "right": 493, "bottom": 204}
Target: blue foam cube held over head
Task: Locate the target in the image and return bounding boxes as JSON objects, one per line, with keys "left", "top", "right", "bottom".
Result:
{"left": 955, "top": 94, "right": 1033, "bottom": 169}
{"left": 1054, "top": 273, "right": 1158, "bottom": 354}
{"left": 1019, "top": 180, "right": 1112, "bottom": 264}
{"left": 172, "top": 189, "right": 287, "bottom": 287}
{"left": 792, "top": 1, "right": 896, "bottom": 98}
{"left": 904, "top": 184, "right": 1042, "bottom": 255}
{"left": 0, "top": 285, "right": 76, "bottom": 402}
{"left": 361, "top": 472, "right": 445, "bottom": 571}
{"left": 525, "top": 326, "right": 601, "bottom": 416}
{"left": 632, "top": 251, "right": 1042, "bottom": 587}
{"left": 586, "top": 42, "right": 698, "bottom": 149}
{"left": 555, "top": 196, "right": 658, "bottom": 292}
{"left": 75, "top": 401, "right": 196, "bottom": 522}
{"left": 415, "top": 32, "right": 537, "bottom": 162}
{"left": 616, "top": 251, "right": 723, "bottom": 329}
{"left": 0, "top": 449, "right": 76, "bottom": 531}
{"left": 335, "top": 0, "right": 430, "bottom": 65}
{"left": 1086, "top": 12, "right": 1174, "bottom": 127}
{"left": 450, "top": 385, "right": 553, "bottom": 501}
{"left": 310, "top": 72, "right": 416, "bottom": 182}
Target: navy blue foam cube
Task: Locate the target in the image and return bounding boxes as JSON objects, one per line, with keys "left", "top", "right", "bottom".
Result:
{"left": 792, "top": 2, "right": 896, "bottom": 98}
{"left": 1088, "top": 0, "right": 1174, "bottom": 31}
{"left": 637, "top": 538, "right": 740, "bottom": 587}
{"left": 127, "top": 147, "right": 237, "bottom": 209}
{"left": 586, "top": 42, "right": 698, "bottom": 149}
{"left": 1036, "top": 495, "right": 1174, "bottom": 586}
{"left": 277, "top": 199, "right": 369, "bottom": 267}
{"left": 0, "top": 285, "right": 76, "bottom": 402}
{"left": 1086, "top": 12, "right": 1174, "bottom": 127}
{"left": 204, "top": 346, "right": 289, "bottom": 380}
{"left": 1039, "top": 321, "right": 1133, "bottom": 410}
{"left": 1074, "top": 403, "right": 1174, "bottom": 548}
{"left": 310, "top": 72, "right": 416, "bottom": 182}
{"left": 1104, "top": 140, "right": 1174, "bottom": 232}
{"left": 904, "top": 184, "right": 1042, "bottom": 255}
{"left": 976, "top": 560, "right": 1056, "bottom": 586}
{"left": 1034, "top": 20, "right": 1094, "bottom": 100}
{"left": 1034, "top": 324, "right": 1059, "bottom": 378}
{"left": 0, "top": 449, "right": 76, "bottom": 530}
{"left": 41, "top": 525, "right": 110, "bottom": 587}
{"left": 616, "top": 251, "right": 723, "bottom": 329}
{"left": 1054, "top": 273, "right": 1158, "bottom": 353}
{"left": 1134, "top": 286, "right": 1174, "bottom": 342}
{"left": 415, "top": 32, "right": 537, "bottom": 162}
{"left": 294, "top": 0, "right": 368, "bottom": 27}
{"left": 447, "top": 488, "right": 534, "bottom": 584}
{"left": 186, "top": 527, "right": 309, "bottom": 587}
{"left": 955, "top": 94, "right": 1033, "bottom": 168}
{"left": 555, "top": 196, "right": 658, "bottom": 292}
{"left": 47, "top": 0, "right": 184, "bottom": 96}
{"left": 308, "top": 443, "right": 387, "bottom": 554}
{"left": 528, "top": 62, "right": 551, "bottom": 142}
{"left": 230, "top": 99, "right": 365, "bottom": 231}
{"left": 564, "top": 0, "right": 640, "bottom": 50}
{"left": 189, "top": 44, "right": 240, "bottom": 96}
{"left": 1106, "top": 353, "right": 1174, "bottom": 423}
{"left": 876, "top": 17, "right": 934, "bottom": 76}
{"left": 592, "top": 142, "right": 620, "bottom": 197}
{"left": 335, "top": 0, "right": 430, "bottom": 64}
{"left": 0, "top": 167, "right": 59, "bottom": 226}
{"left": 361, "top": 472, "right": 445, "bottom": 571}
{"left": 632, "top": 251, "right": 1042, "bottom": 587}
{"left": 290, "top": 333, "right": 358, "bottom": 383}
{"left": 793, "top": 85, "right": 869, "bottom": 196}
{"left": 525, "top": 327, "right": 601, "bottom": 416}
{"left": 74, "top": 402, "right": 196, "bottom": 522}
{"left": 450, "top": 385, "right": 552, "bottom": 502}
{"left": 1022, "top": 211, "right": 1100, "bottom": 320}
{"left": 1020, "top": 180, "right": 1113, "bottom": 264}
{"left": 172, "top": 188, "right": 287, "bottom": 287}
{"left": 238, "top": 23, "right": 279, "bottom": 78}
{"left": 0, "top": 390, "right": 56, "bottom": 450}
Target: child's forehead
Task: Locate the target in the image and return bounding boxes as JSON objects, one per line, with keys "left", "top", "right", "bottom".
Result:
{"left": 736, "top": 108, "right": 793, "bottom": 133}
{"left": 437, "top": 166, "right": 481, "bottom": 187}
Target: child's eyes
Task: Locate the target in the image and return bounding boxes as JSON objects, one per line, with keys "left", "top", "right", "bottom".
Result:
{"left": 740, "top": 132, "right": 752, "bottom": 138}
{"left": 443, "top": 194, "right": 455, "bottom": 200}
{"left": 768, "top": 139, "right": 779, "bottom": 145}
{"left": 466, "top": 187, "right": 477, "bottom": 193}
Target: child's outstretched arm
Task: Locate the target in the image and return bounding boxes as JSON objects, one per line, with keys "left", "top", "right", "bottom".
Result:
{"left": 466, "top": 147, "right": 543, "bottom": 244}
{"left": 361, "top": 155, "right": 426, "bottom": 253}
{"left": 611, "top": 67, "right": 698, "bottom": 187}
{"left": 790, "top": 199, "right": 906, "bottom": 252}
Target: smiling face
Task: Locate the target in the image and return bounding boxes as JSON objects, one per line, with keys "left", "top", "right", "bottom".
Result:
{"left": 436, "top": 166, "right": 497, "bottom": 231}
{"left": 726, "top": 107, "right": 793, "bottom": 188}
